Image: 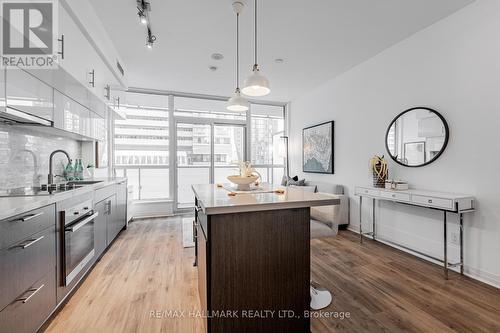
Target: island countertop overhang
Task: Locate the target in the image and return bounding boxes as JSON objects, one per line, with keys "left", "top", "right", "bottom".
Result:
{"left": 191, "top": 184, "right": 340, "bottom": 215}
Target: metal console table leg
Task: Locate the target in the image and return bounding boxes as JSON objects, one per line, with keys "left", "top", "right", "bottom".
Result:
{"left": 372, "top": 198, "right": 376, "bottom": 240}
{"left": 459, "top": 211, "right": 464, "bottom": 275}
{"left": 359, "top": 196, "right": 363, "bottom": 243}
{"left": 443, "top": 211, "right": 448, "bottom": 279}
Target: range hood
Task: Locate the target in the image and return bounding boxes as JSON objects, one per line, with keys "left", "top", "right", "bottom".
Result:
{"left": 0, "top": 106, "right": 53, "bottom": 126}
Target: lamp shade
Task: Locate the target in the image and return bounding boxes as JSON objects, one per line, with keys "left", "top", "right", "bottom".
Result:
{"left": 242, "top": 68, "right": 270, "bottom": 97}
{"left": 227, "top": 89, "right": 249, "bottom": 112}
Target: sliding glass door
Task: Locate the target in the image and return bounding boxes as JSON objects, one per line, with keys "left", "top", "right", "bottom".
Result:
{"left": 176, "top": 122, "right": 211, "bottom": 209}
{"left": 175, "top": 120, "right": 246, "bottom": 210}
{"left": 213, "top": 124, "right": 246, "bottom": 184}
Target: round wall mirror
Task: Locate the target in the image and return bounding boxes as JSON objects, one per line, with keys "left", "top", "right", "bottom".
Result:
{"left": 385, "top": 107, "right": 449, "bottom": 167}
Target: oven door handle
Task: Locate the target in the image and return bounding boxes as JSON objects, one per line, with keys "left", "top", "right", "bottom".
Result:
{"left": 65, "top": 212, "right": 98, "bottom": 233}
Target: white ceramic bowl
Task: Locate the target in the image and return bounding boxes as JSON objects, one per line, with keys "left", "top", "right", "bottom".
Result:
{"left": 227, "top": 175, "right": 259, "bottom": 191}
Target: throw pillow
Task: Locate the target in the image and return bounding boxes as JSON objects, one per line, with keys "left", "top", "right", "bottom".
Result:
{"left": 287, "top": 178, "right": 305, "bottom": 186}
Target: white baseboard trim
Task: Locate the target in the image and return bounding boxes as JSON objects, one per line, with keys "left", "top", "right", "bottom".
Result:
{"left": 347, "top": 226, "right": 500, "bottom": 289}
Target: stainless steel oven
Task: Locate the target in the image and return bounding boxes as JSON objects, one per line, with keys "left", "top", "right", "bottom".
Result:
{"left": 61, "top": 199, "right": 98, "bottom": 285}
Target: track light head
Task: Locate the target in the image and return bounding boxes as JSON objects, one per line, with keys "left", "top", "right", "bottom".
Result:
{"left": 137, "top": 0, "right": 150, "bottom": 25}
{"left": 138, "top": 11, "right": 148, "bottom": 25}
{"left": 146, "top": 28, "right": 156, "bottom": 49}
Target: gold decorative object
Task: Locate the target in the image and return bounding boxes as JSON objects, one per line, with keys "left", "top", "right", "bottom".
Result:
{"left": 370, "top": 155, "right": 388, "bottom": 188}
{"left": 227, "top": 161, "right": 262, "bottom": 191}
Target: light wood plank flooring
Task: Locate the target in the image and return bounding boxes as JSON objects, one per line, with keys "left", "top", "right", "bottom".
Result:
{"left": 45, "top": 217, "right": 500, "bottom": 333}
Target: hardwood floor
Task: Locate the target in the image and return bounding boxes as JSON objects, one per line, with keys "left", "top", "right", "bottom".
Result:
{"left": 45, "top": 217, "right": 500, "bottom": 333}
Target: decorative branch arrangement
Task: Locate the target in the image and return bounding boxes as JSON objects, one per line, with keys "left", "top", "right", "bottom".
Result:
{"left": 370, "top": 155, "right": 388, "bottom": 188}
{"left": 235, "top": 161, "right": 261, "bottom": 178}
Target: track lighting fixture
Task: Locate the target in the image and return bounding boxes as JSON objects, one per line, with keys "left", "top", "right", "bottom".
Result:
{"left": 136, "top": 0, "right": 157, "bottom": 49}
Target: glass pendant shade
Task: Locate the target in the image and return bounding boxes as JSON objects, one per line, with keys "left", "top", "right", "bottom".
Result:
{"left": 242, "top": 66, "right": 270, "bottom": 97}
{"left": 227, "top": 89, "right": 249, "bottom": 112}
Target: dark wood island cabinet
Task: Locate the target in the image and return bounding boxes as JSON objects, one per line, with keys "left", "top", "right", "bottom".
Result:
{"left": 192, "top": 184, "right": 338, "bottom": 333}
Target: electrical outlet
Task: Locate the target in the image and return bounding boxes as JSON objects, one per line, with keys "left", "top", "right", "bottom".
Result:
{"left": 451, "top": 232, "right": 459, "bottom": 245}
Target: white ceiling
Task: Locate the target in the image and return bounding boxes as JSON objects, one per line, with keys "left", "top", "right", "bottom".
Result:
{"left": 90, "top": 0, "right": 473, "bottom": 103}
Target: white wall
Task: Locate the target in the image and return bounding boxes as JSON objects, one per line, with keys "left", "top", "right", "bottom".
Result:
{"left": 289, "top": 0, "right": 500, "bottom": 287}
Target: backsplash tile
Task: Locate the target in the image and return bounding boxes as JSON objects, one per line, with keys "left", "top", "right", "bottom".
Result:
{"left": 0, "top": 124, "right": 81, "bottom": 189}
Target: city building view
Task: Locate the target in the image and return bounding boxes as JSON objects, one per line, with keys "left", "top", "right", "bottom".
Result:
{"left": 114, "top": 93, "right": 285, "bottom": 207}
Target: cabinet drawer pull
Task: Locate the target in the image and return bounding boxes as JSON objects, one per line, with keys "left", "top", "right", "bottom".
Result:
{"left": 104, "top": 84, "right": 111, "bottom": 100}
{"left": 19, "top": 235, "right": 44, "bottom": 249}
{"left": 66, "top": 212, "right": 98, "bottom": 232}
{"left": 107, "top": 201, "right": 112, "bottom": 215}
{"left": 16, "top": 212, "right": 44, "bottom": 222}
{"left": 428, "top": 199, "right": 433, "bottom": 204}
{"left": 392, "top": 194, "right": 396, "bottom": 198}
{"left": 89, "top": 69, "right": 95, "bottom": 87}
{"left": 58, "top": 34, "right": 64, "bottom": 59}
{"left": 17, "top": 284, "right": 44, "bottom": 304}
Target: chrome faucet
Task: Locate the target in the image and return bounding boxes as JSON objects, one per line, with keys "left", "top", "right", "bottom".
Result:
{"left": 48, "top": 150, "right": 71, "bottom": 185}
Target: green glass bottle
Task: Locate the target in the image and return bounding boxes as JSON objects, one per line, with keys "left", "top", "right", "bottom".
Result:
{"left": 65, "top": 159, "right": 74, "bottom": 181}
{"left": 74, "top": 158, "right": 84, "bottom": 180}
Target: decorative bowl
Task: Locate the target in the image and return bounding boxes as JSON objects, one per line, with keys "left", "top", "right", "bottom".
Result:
{"left": 227, "top": 175, "right": 259, "bottom": 191}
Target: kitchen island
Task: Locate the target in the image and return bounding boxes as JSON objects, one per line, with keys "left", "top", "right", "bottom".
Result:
{"left": 191, "top": 184, "right": 339, "bottom": 333}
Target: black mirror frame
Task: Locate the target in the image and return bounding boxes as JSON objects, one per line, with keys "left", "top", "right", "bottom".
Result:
{"left": 385, "top": 107, "right": 450, "bottom": 168}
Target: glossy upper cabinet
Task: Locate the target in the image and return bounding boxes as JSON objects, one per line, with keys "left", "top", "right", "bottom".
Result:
{"left": 54, "top": 90, "right": 90, "bottom": 137}
{"left": 89, "top": 108, "right": 107, "bottom": 142}
{"left": 58, "top": 3, "right": 119, "bottom": 108}
{"left": 5, "top": 69, "right": 54, "bottom": 122}
{"left": 0, "top": 69, "right": 5, "bottom": 109}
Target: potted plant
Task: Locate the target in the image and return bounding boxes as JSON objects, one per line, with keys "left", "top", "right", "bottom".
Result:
{"left": 370, "top": 155, "right": 388, "bottom": 188}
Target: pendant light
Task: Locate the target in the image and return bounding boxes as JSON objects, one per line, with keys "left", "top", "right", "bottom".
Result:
{"left": 227, "top": 2, "right": 249, "bottom": 112}
{"left": 241, "top": 0, "right": 270, "bottom": 97}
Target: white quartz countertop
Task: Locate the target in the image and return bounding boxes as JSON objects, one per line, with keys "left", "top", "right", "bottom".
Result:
{"left": 0, "top": 178, "right": 127, "bottom": 221}
{"left": 192, "top": 183, "right": 340, "bottom": 215}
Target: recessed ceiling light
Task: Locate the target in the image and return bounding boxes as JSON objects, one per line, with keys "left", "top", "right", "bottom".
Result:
{"left": 209, "top": 66, "right": 218, "bottom": 72}
{"left": 211, "top": 53, "right": 224, "bottom": 61}
{"left": 274, "top": 58, "right": 284, "bottom": 64}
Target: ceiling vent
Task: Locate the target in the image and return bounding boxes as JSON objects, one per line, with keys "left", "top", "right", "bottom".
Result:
{"left": 116, "top": 60, "right": 125, "bottom": 76}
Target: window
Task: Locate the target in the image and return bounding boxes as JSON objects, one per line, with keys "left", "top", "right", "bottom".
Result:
{"left": 174, "top": 97, "right": 246, "bottom": 121}
{"left": 114, "top": 93, "right": 170, "bottom": 200}
{"left": 251, "top": 104, "right": 286, "bottom": 184}
{"left": 113, "top": 92, "right": 286, "bottom": 209}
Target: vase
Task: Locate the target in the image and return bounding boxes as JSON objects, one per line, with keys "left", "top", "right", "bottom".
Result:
{"left": 372, "top": 166, "right": 387, "bottom": 188}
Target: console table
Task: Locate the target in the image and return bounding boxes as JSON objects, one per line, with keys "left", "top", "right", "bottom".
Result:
{"left": 355, "top": 186, "right": 475, "bottom": 279}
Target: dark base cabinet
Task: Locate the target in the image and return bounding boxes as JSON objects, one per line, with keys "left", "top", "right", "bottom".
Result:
{"left": 105, "top": 195, "right": 118, "bottom": 247}
{"left": 0, "top": 271, "right": 56, "bottom": 333}
{"left": 195, "top": 207, "right": 311, "bottom": 333}
{"left": 0, "top": 205, "right": 56, "bottom": 333}
{"left": 0, "top": 181, "right": 128, "bottom": 333}
{"left": 94, "top": 199, "right": 109, "bottom": 259}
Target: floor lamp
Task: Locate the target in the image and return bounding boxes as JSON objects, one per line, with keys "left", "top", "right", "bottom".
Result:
{"left": 280, "top": 136, "right": 290, "bottom": 178}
